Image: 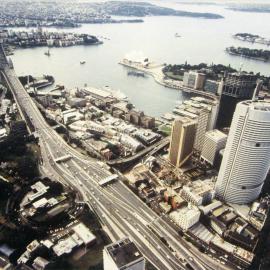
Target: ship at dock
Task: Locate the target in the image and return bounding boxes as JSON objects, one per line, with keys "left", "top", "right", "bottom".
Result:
{"left": 24, "top": 75, "right": 54, "bottom": 90}
{"left": 127, "top": 71, "right": 145, "bottom": 77}
{"left": 81, "top": 86, "right": 128, "bottom": 101}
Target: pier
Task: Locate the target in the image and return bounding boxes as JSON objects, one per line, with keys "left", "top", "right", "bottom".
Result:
{"left": 119, "top": 59, "right": 219, "bottom": 101}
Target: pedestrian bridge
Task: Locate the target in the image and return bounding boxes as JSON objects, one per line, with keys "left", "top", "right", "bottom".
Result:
{"left": 54, "top": 154, "right": 72, "bottom": 163}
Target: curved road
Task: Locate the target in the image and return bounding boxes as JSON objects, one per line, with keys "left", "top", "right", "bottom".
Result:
{"left": 0, "top": 47, "right": 232, "bottom": 270}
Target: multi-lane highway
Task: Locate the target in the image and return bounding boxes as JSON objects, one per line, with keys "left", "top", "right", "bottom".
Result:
{"left": 0, "top": 46, "right": 232, "bottom": 270}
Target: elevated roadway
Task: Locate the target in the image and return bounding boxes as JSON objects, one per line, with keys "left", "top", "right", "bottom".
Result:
{"left": 107, "top": 137, "right": 169, "bottom": 167}
{"left": 0, "top": 46, "right": 232, "bottom": 270}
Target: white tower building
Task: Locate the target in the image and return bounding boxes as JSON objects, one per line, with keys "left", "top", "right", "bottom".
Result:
{"left": 103, "top": 238, "right": 145, "bottom": 270}
{"left": 201, "top": 129, "right": 227, "bottom": 165}
{"left": 215, "top": 100, "right": 270, "bottom": 204}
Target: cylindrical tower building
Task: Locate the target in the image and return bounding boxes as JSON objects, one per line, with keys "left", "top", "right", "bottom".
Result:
{"left": 215, "top": 100, "right": 270, "bottom": 204}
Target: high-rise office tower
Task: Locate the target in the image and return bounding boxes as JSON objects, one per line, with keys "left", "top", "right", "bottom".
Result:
{"left": 169, "top": 117, "right": 197, "bottom": 167}
{"left": 183, "top": 71, "right": 206, "bottom": 90}
{"left": 216, "top": 72, "right": 258, "bottom": 129}
{"left": 172, "top": 97, "right": 220, "bottom": 152}
{"left": 193, "top": 108, "right": 210, "bottom": 152}
{"left": 215, "top": 100, "right": 270, "bottom": 204}
{"left": 103, "top": 237, "right": 145, "bottom": 270}
{"left": 201, "top": 129, "right": 227, "bottom": 166}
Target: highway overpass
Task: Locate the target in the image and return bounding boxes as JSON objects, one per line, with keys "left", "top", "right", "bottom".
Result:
{"left": 0, "top": 45, "right": 232, "bottom": 270}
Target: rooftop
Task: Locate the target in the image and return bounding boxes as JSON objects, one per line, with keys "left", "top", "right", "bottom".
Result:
{"left": 104, "top": 238, "right": 143, "bottom": 268}
{"left": 73, "top": 223, "right": 96, "bottom": 245}
{"left": 184, "top": 179, "right": 215, "bottom": 196}
{"left": 242, "top": 100, "right": 270, "bottom": 111}
{"left": 206, "top": 129, "right": 228, "bottom": 142}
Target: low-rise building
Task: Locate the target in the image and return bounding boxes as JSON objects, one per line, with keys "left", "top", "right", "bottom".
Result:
{"left": 171, "top": 195, "right": 186, "bottom": 210}
{"left": 169, "top": 206, "right": 201, "bottom": 231}
{"left": 180, "top": 179, "right": 215, "bottom": 206}
{"left": 210, "top": 236, "right": 254, "bottom": 269}
{"left": 0, "top": 99, "right": 11, "bottom": 116}
{"left": 207, "top": 205, "right": 237, "bottom": 236}
{"left": 159, "top": 201, "right": 172, "bottom": 213}
{"left": 37, "top": 95, "right": 54, "bottom": 108}
{"left": 248, "top": 196, "right": 270, "bottom": 231}
{"left": 112, "top": 109, "right": 124, "bottom": 119}
{"left": 17, "top": 240, "right": 41, "bottom": 265}
{"left": 62, "top": 108, "right": 84, "bottom": 125}
{"left": 140, "top": 115, "right": 155, "bottom": 129}
{"left": 126, "top": 110, "right": 144, "bottom": 126}
{"left": 52, "top": 222, "right": 96, "bottom": 257}
{"left": 72, "top": 223, "right": 96, "bottom": 246}
{"left": 135, "top": 130, "right": 161, "bottom": 146}
{"left": 27, "top": 181, "right": 50, "bottom": 203}
{"left": 224, "top": 217, "right": 259, "bottom": 252}
{"left": 32, "top": 257, "right": 50, "bottom": 270}
{"left": 198, "top": 200, "right": 222, "bottom": 215}
{"left": 67, "top": 97, "right": 87, "bottom": 108}
{"left": 119, "top": 134, "right": 143, "bottom": 153}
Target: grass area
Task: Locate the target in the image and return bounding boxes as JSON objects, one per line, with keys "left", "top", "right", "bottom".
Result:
{"left": 68, "top": 244, "right": 104, "bottom": 270}
{"left": 26, "top": 142, "right": 41, "bottom": 160}
{"left": 164, "top": 71, "right": 183, "bottom": 81}
{"left": 158, "top": 124, "right": 172, "bottom": 136}
{"left": 67, "top": 208, "right": 157, "bottom": 270}
{"left": 0, "top": 199, "right": 6, "bottom": 216}
{"left": 0, "top": 168, "right": 15, "bottom": 182}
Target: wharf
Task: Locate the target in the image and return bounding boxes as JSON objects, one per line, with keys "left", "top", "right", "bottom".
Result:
{"left": 119, "top": 59, "right": 218, "bottom": 101}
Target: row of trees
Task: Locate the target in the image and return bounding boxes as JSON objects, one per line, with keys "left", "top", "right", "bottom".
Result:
{"left": 163, "top": 62, "right": 238, "bottom": 80}
{"left": 0, "top": 120, "right": 40, "bottom": 180}
{"left": 227, "top": 46, "right": 270, "bottom": 61}
{"left": 163, "top": 62, "right": 270, "bottom": 90}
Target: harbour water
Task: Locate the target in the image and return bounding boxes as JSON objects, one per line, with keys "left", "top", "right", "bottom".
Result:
{"left": 9, "top": 1, "right": 270, "bottom": 117}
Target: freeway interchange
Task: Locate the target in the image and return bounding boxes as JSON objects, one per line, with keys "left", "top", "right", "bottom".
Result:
{"left": 0, "top": 47, "right": 232, "bottom": 270}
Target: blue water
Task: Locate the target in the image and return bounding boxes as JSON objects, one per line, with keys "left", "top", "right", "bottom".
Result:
{"left": 10, "top": 1, "right": 270, "bottom": 116}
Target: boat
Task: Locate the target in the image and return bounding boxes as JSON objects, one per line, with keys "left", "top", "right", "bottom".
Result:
{"left": 175, "top": 33, "right": 181, "bottom": 38}
{"left": 26, "top": 79, "right": 53, "bottom": 90}
{"left": 44, "top": 49, "right": 51, "bottom": 56}
{"left": 127, "top": 71, "right": 145, "bottom": 77}
{"left": 80, "top": 61, "right": 86, "bottom": 65}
